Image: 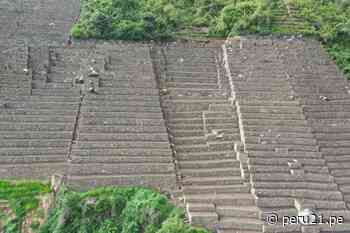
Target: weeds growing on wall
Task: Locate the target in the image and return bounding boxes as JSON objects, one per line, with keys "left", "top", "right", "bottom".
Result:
{"left": 0, "top": 180, "right": 51, "bottom": 233}
{"left": 72, "top": 0, "right": 350, "bottom": 78}
{"left": 39, "top": 187, "right": 209, "bottom": 233}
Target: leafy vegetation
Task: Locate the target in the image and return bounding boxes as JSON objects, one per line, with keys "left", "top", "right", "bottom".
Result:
{"left": 71, "top": 0, "right": 350, "bottom": 77}
{"left": 39, "top": 187, "right": 209, "bottom": 233}
{"left": 0, "top": 180, "right": 51, "bottom": 233}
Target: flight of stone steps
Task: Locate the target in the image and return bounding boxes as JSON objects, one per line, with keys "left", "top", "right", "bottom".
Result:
{"left": 155, "top": 44, "right": 263, "bottom": 233}
{"left": 0, "top": 44, "right": 82, "bottom": 180}
{"left": 225, "top": 37, "right": 350, "bottom": 232}
{"left": 65, "top": 43, "right": 176, "bottom": 190}
{"left": 0, "top": 40, "right": 31, "bottom": 97}
{"left": 277, "top": 39, "right": 350, "bottom": 210}
{"left": 0, "top": 0, "right": 79, "bottom": 44}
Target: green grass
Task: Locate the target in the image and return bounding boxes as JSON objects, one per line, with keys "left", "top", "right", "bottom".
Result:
{"left": 71, "top": 0, "right": 350, "bottom": 79}
{"left": 0, "top": 180, "right": 51, "bottom": 233}
{"left": 38, "top": 187, "right": 209, "bottom": 233}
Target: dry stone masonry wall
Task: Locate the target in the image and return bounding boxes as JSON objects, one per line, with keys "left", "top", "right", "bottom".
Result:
{"left": 224, "top": 37, "right": 350, "bottom": 233}
{"left": 153, "top": 43, "right": 263, "bottom": 233}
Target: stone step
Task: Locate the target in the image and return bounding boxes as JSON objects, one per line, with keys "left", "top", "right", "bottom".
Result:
{"left": 168, "top": 123, "right": 205, "bottom": 130}
{"left": 79, "top": 125, "right": 166, "bottom": 134}
{"left": 241, "top": 112, "right": 305, "bottom": 120}
{"left": 70, "top": 146, "right": 172, "bottom": 156}
{"left": 208, "top": 141, "right": 235, "bottom": 151}
{"left": 235, "top": 91, "right": 293, "bottom": 101}
{"left": 81, "top": 106, "right": 162, "bottom": 113}
{"left": 253, "top": 189, "right": 343, "bottom": 201}
{"left": 0, "top": 114, "right": 75, "bottom": 123}
{"left": 187, "top": 211, "right": 218, "bottom": 229}
{"left": 204, "top": 111, "right": 235, "bottom": 118}
{"left": 175, "top": 144, "right": 210, "bottom": 153}
{"left": 0, "top": 139, "right": 70, "bottom": 148}
{"left": 75, "top": 141, "right": 170, "bottom": 149}
{"left": 245, "top": 143, "right": 318, "bottom": 152}
{"left": 179, "top": 159, "right": 240, "bottom": 169}
{"left": 185, "top": 193, "right": 255, "bottom": 206}
{"left": 248, "top": 150, "right": 322, "bottom": 159}
{"left": 239, "top": 105, "right": 302, "bottom": 114}
{"left": 251, "top": 173, "right": 334, "bottom": 183}
{"left": 81, "top": 118, "right": 164, "bottom": 126}
{"left": 242, "top": 119, "right": 308, "bottom": 127}
{"left": 83, "top": 99, "right": 160, "bottom": 107}
{"left": 253, "top": 180, "right": 338, "bottom": 191}
{"left": 167, "top": 87, "right": 223, "bottom": 96}
{"left": 85, "top": 94, "right": 159, "bottom": 102}
{"left": 0, "top": 131, "right": 72, "bottom": 139}
{"left": 245, "top": 131, "right": 315, "bottom": 139}
{"left": 244, "top": 125, "right": 312, "bottom": 134}
{"left": 3, "top": 96, "right": 80, "bottom": 102}
{"left": 249, "top": 157, "right": 324, "bottom": 166}
{"left": 236, "top": 85, "right": 291, "bottom": 92}
{"left": 0, "top": 162, "right": 67, "bottom": 179}
{"left": 324, "top": 155, "right": 350, "bottom": 163}
{"left": 0, "top": 155, "right": 66, "bottom": 164}
{"left": 245, "top": 136, "right": 317, "bottom": 146}
{"left": 100, "top": 80, "right": 157, "bottom": 88}
{"left": 216, "top": 206, "right": 260, "bottom": 219}
{"left": 70, "top": 155, "right": 172, "bottom": 164}
{"left": 183, "top": 184, "right": 250, "bottom": 195}
{"left": 31, "top": 88, "right": 80, "bottom": 96}
{"left": 170, "top": 129, "right": 204, "bottom": 137}
{"left": 219, "top": 217, "right": 263, "bottom": 231}
{"left": 78, "top": 133, "right": 168, "bottom": 142}
{"left": 0, "top": 122, "right": 74, "bottom": 131}
{"left": 173, "top": 136, "right": 207, "bottom": 145}
{"left": 304, "top": 105, "right": 350, "bottom": 112}
{"left": 66, "top": 174, "right": 176, "bottom": 190}
{"left": 166, "top": 81, "right": 218, "bottom": 89}
{"left": 165, "top": 77, "right": 218, "bottom": 84}
{"left": 318, "top": 140, "right": 350, "bottom": 147}
{"left": 82, "top": 111, "right": 163, "bottom": 119}
{"left": 182, "top": 176, "right": 243, "bottom": 186}
{"left": 96, "top": 87, "right": 158, "bottom": 96}
{"left": 177, "top": 151, "right": 235, "bottom": 161}
{"left": 315, "top": 126, "right": 350, "bottom": 133}
{"left": 168, "top": 99, "right": 228, "bottom": 105}
{"left": 68, "top": 163, "right": 174, "bottom": 176}
{"left": 181, "top": 167, "right": 241, "bottom": 178}
{"left": 186, "top": 203, "right": 215, "bottom": 212}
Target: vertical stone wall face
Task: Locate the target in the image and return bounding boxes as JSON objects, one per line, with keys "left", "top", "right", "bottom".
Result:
{"left": 224, "top": 37, "right": 350, "bottom": 233}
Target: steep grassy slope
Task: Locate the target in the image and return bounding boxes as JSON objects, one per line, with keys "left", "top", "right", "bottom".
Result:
{"left": 39, "top": 187, "right": 209, "bottom": 233}
{"left": 0, "top": 180, "right": 51, "bottom": 233}
{"left": 71, "top": 0, "right": 350, "bottom": 78}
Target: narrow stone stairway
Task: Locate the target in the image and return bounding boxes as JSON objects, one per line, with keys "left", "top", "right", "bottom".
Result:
{"left": 155, "top": 44, "right": 263, "bottom": 233}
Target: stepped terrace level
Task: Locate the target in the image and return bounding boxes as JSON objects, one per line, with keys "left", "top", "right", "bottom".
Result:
{"left": 0, "top": 42, "right": 176, "bottom": 192}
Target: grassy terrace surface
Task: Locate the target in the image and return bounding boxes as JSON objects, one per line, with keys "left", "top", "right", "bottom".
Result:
{"left": 0, "top": 180, "right": 51, "bottom": 233}
{"left": 0, "top": 183, "right": 209, "bottom": 233}
{"left": 72, "top": 0, "right": 350, "bottom": 78}
{"left": 39, "top": 187, "right": 208, "bottom": 233}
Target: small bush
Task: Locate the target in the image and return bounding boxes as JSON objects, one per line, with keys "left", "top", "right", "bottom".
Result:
{"left": 39, "top": 187, "right": 210, "bottom": 233}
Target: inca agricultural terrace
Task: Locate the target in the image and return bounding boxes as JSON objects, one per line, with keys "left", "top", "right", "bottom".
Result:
{"left": 1, "top": 1, "right": 350, "bottom": 233}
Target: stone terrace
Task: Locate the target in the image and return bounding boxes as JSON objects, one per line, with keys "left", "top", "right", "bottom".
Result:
{"left": 225, "top": 37, "right": 350, "bottom": 233}
{"left": 0, "top": 0, "right": 80, "bottom": 44}
{"left": 277, "top": 38, "right": 350, "bottom": 213}
{"left": 154, "top": 43, "right": 263, "bottom": 233}
{"left": 66, "top": 43, "right": 176, "bottom": 190}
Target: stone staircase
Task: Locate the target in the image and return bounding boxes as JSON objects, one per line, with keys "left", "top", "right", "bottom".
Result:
{"left": 66, "top": 43, "right": 176, "bottom": 191}
{"left": 0, "top": 0, "right": 79, "bottom": 44}
{"left": 0, "top": 40, "right": 31, "bottom": 97}
{"left": 156, "top": 44, "right": 263, "bottom": 233}
{"left": 225, "top": 37, "right": 350, "bottom": 232}
{"left": 277, "top": 39, "right": 350, "bottom": 211}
